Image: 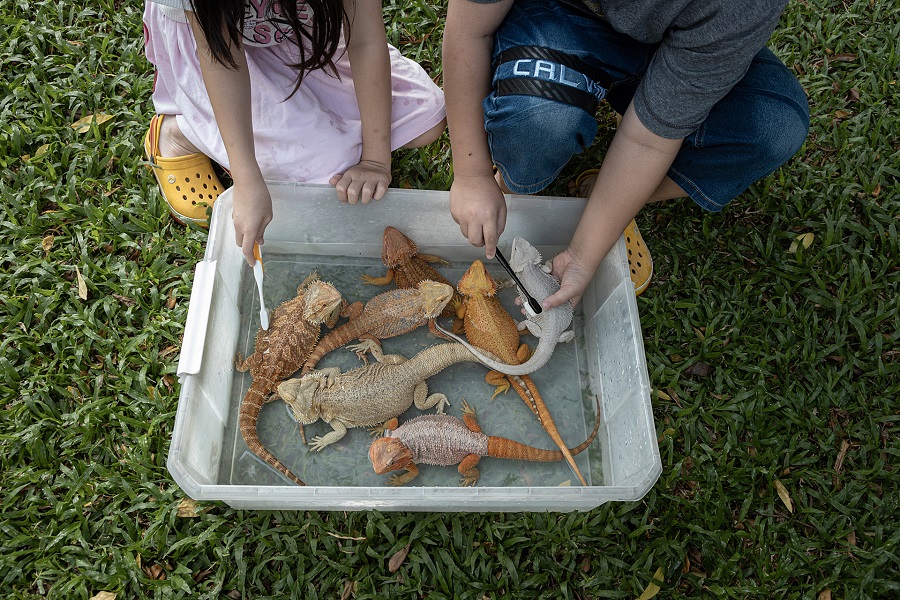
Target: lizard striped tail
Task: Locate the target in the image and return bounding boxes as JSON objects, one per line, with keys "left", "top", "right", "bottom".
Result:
{"left": 485, "top": 401, "right": 601, "bottom": 468}
{"left": 300, "top": 321, "right": 366, "bottom": 375}
{"left": 239, "top": 378, "right": 306, "bottom": 486}
{"left": 508, "top": 375, "right": 587, "bottom": 485}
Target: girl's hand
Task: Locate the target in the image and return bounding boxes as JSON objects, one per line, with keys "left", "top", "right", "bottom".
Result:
{"left": 542, "top": 247, "right": 595, "bottom": 309}
{"left": 330, "top": 159, "right": 391, "bottom": 204}
{"left": 232, "top": 179, "right": 273, "bottom": 265}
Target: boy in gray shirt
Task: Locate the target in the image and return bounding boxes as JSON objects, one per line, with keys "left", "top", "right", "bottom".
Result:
{"left": 443, "top": 0, "right": 809, "bottom": 304}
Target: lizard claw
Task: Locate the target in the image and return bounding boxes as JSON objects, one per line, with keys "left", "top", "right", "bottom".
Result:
{"left": 461, "top": 399, "right": 476, "bottom": 417}
{"left": 309, "top": 436, "right": 330, "bottom": 452}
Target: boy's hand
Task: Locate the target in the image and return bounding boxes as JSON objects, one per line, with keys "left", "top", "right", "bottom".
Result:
{"left": 543, "top": 247, "right": 595, "bottom": 309}
{"left": 330, "top": 159, "right": 391, "bottom": 205}
{"left": 449, "top": 174, "right": 507, "bottom": 259}
{"left": 232, "top": 179, "right": 273, "bottom": 266}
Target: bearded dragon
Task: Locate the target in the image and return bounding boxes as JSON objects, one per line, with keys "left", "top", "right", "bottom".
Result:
{"left": 234, "top": 273, "right": 344, "bottom": 486}
{"left": 437, "top": 236, "right": 574, "bottom": 376}
{"left": 432, "top": 259, "right": 587, "bottom": 485}
{"left": 369, "top": 399, "right": 600, "bottom": 486}
{"left": 276, "top": 341, "right": 481, "bottom": 451}
{"left": 300, "top": 280, "right": 453, "bottom": 375}
{"left": 361, "top": 226, "right": 462, "bottom": 319}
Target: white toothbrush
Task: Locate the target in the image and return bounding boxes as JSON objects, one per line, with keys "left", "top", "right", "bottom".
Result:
{"left": 252, "top": 243, "right": 269, "bottom": 330}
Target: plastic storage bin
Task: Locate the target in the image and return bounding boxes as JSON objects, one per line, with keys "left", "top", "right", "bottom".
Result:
{"left": 168, "top": 182, "right": 660, "bottom": 511}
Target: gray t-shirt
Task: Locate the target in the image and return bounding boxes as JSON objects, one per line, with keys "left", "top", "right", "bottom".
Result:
{"left": 469, "top": 0, "right": 788, "bottom": 138}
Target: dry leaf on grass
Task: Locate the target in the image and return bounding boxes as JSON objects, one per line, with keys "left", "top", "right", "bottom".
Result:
{"left": 388, "top": 543, "right": 412, "bottom": 573}
{"left": 71, "top": 113, "right": 115, "bottom": 134}
{"left": 340, "top": 580, "right": 357, "bottom": 600}
{"left": 685, "top": 361, "right": 713, "bottom": 377}
{"left": 788, "top": 233, "right": 814, "bottom": 253}
{"left": 176, "top": 498, "right": 200, "bottom": 518}
{"left": 42, "top": 235, "right": 54, "bottom": 255}
{"left": 818, "top": 590, "right": 832, "bottom": 600}
{"left": 76, "top": 267, "right": 88, "bottom": 300}
{"left": 774, "top": 479, "right": 793, "bottom": 513}
{"left": 90, "top": 593, "right": 117, "bottom": 600}
{"left": 636, "top": 567, "right": 664, "bottom": 600}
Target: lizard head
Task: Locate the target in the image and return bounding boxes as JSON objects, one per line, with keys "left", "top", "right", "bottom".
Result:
{"left": 369, "top": 437, "right": 414, "bottom": 474}
{"left": 303, "top": 280, "right": 343, "bottom": 325}
{"left": 457, "top": 260, "right": 497, "bottom": 298}
{"left": 417, "top": 280, "right": 454, "bottom": 318}
{"left": 275, "top": 376, "right": 321, "bottom": 424}
{"left": 510, "top": 237, "right": 542, "bottom": 272}
{"left": 381, "top": 226, "right": 418, "bottom": 267}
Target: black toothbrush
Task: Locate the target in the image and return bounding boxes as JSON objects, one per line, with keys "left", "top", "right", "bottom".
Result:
{"left": 494, "top": 247, "right": 543, "bottom": 314}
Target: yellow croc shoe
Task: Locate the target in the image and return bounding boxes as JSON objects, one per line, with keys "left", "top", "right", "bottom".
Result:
{"left": 574, "top": 168, "right": 654, "bottom": 296}
{"left": 144, "top": 114, "right": 223, "bottom": 227}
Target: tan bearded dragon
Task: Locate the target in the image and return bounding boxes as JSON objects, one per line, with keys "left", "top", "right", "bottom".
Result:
{"left": 277, "top": 341, "right": 483, "bottom": 451}
{"left": 369, "top": 398, "right": 600, "bottom": 486}
{"left": 300, "top": 280, "right": 453, "bottom": 374}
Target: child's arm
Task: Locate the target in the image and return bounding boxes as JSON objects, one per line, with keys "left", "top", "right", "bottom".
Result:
{"left": 330, "top": 0, "right": 393, "bottom": 205}
{"left": 442, "top": 0, "right": 514, "bottom": 260}
{"left": 186, "top": 11, "right": 272, "bottom": 266}
{"left": 543, "top": 105, "right": 682, "bottom": 309}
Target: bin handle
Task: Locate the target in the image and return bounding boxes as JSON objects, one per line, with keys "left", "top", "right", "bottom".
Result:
{"left": 177, "top": 260, "right": 217, "bottom": 378}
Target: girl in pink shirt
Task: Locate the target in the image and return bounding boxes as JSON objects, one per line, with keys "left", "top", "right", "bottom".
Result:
{"left": 143, "top": 0, "right": 445, "bottom": 263}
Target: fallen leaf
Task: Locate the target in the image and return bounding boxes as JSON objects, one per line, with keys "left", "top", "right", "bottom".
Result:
{"left": 71, "top": 113, "right": 115, "bottom": 134}
{"left": 834, "top": 439, "right": 851, "bottom": 474}
{"left": 192, "top": 568, "right": 214, "bottom": 583}
{"left": 833, "top": 109, "right": 852, "bottom": 120}
{"left": 774, "top": 479, "right": 794, "bottom": 513}
{"left": 788, "top": 232, "right": 814, "bottom": 253}
{"left": 340, "top": 580, "right": 357, "bottom": 600}
{"left": 872, "top": 183, "right": 881, "bottom": 197}
{"left": 388, "top": 543, "right": 411, "bottom": 573}
{"left": 166, "top": 289, "right": 176, "bottom": 309}
{"left": 581, "top": 555, "right": 591, "bottom": 573}
{"left": 636, "top": 567, "right": 664, "bottom": 600}
{"left": 33, "top": 144, "right": 50, "bottom": 159}
{"left": 325, "top": 531, "right": 366, "bottom": 541}
{"left": 682, "top": 556, "right": 690, "bottom": 573}
{"left": 558, "top": 479, "right": 572, "bottom": 486}
{"left": 89, "top": 593, "right": 117, "bottom": 600}
{"left": 847, "top": 531, "right": 857, "bottom": 547}
{"left": 831, "top": 53, "right": 857, "bottom": 62}
{"left": 76, "top": 267, "right": 88, "bottom": 300}
{"left": 685, "top": 361, "right": 713, "bottom": 377}
{"left": 819, "top": 590, "right": 832, "bottom": 600}
{"left": 176, "top": 498, "right": 200, "bottom": 518}
{"left": 656, "top": 389, "right": 672, "bottom": 401}
{"left": 142, "top": 563, "right": 166, "bottom": 580}
{"left": 112, "top": 293, "right": 136, "bottom": 306}
{"left": 848, "top": 88, "right": 860, "bottom": 102}
{"left": 42, "top": 235, "right": 54, "bottom": 255}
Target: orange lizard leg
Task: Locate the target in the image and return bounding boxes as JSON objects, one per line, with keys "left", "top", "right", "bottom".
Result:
{"left": 516, "top": 343, "right": 532, "bottom": 363}
{"left": 387, "top": 464, "right": 419, "bottom": 486}
{"left": 460, "top": 400, "right": 482, "bottom": 433}
{"left": 361, "top": 268, "right": 396, "bottom": 287}
{"left": 458, "top": 455, "right": 482, "bottom": 486}
{"left": 369, "top": 417, "right": 399, "bottom": 437}
{"left": 417, "top": 253, "right": 451, "bottom": 266}
{"left": 485, "top": 371, "right": 510, "bottom": 399}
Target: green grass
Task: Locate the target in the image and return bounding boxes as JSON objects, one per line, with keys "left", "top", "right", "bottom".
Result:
{"left": 1, "top": 0, "right": 898, "bottom": 598}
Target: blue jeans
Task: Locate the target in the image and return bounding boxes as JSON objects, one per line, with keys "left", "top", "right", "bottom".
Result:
{"left": 484, "top": 0, "right": 810, "bottom": 210}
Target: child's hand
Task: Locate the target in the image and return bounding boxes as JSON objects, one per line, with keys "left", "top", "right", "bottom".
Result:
{"left": 330, "top": 159, "right": 391, "bottom": 205}
{"left": 449, "top": 174, "right": 507, "bottom": 259}
{"left": 232, "top": 179, "right": 273, "bottom": 266}
{"left": 543, "top": 248, "right": 594, "bottom": 309}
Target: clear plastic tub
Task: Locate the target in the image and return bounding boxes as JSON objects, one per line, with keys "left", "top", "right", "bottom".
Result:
{"left": 168, "top": 183, "right": 660, "bottom": 511}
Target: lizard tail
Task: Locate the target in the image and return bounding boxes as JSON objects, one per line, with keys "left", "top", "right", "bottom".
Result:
{"left": 486, "top": 398, "right": 601, "bottom": 471}
{"left": 509, "top": 375, "right": 587, "bottom": 485}
{"left": 301, "top": 323, "right": 362, "bottom": 374}
{"left": 239, "top": 378, "right": 306, "bottom": 486}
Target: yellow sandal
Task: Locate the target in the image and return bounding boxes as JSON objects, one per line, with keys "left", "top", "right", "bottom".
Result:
{"left": 144, "top": 114, "right": 223, "bottom": 227}
{"left": 574, "top": 168, "right": 653, "bottom": 296}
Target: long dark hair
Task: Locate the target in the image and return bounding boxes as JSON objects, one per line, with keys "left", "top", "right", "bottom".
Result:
{"left": 188, "top": 0, "right": 347, "bottom": 93}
